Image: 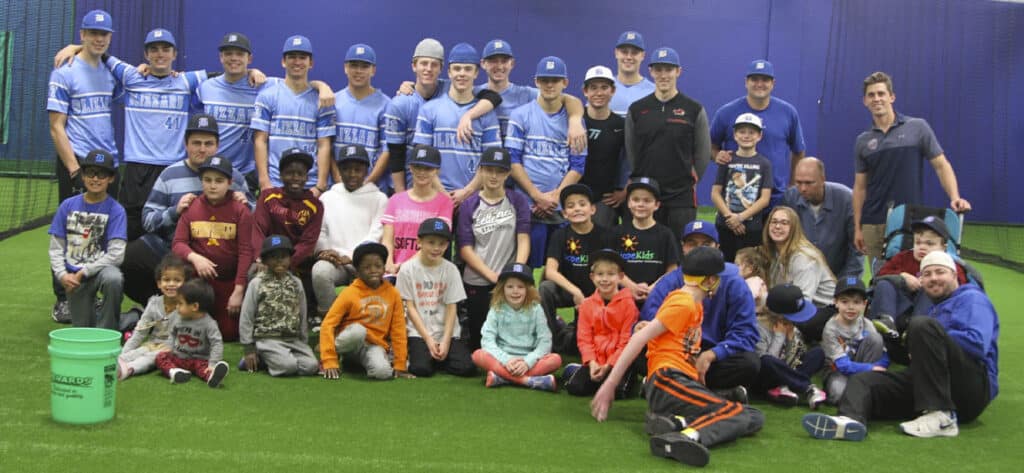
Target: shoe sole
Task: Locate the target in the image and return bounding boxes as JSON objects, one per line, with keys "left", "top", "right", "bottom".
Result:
{"left": 769, "top": 395, "right": 799, "bottom": 407}
{"left": 802, "top": 414, "right": 866, "bottom": 441}
{"left": 207, "top": 362, "right": 229, "bottom": 388}
{"left": 171, "top": 371, "right": 192, "bottom": 384}
{"left": 900, "top": 424, "right": 959, "bottom": 438}
{"left": 650, "top": 433, "right": 709, "bottom": 467}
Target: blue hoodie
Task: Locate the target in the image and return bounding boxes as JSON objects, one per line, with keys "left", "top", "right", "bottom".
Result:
{"left": 640, "top": 262, "right": 759, "bottom": 361}
{"left": 928, "top": 283, "right": 999, "bottom": 399}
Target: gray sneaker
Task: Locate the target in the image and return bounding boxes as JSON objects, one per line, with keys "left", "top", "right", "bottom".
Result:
{"left": 51, "top": 300, "right": 71, "bottom": 324}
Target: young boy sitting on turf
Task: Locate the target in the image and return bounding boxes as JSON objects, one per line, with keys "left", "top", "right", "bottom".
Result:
{"left": 155, "top": 278, "right": 230, "bottom": 388}
{"left": 753, "top": 284, "right": 828, "bottom": 409}
{"left": 397, "top": 218, "right": 475, "bottom": 377}
{"left": 172, "top": 156, "right": 255, "bottom": 342}
{"left": 48, "top": 149, "right": 127, "bottom": 330}
{"left": 320, "top": 242, "right": 413, "bottom": 380}
{"left": 539, "top": 184, "right": 611, "bottom": 352}
{"left": 822, "top": 277, "right": 888, "bottom": 402}
{"left": 238, "top": 235, "right": 319, "bottom": 377}
{"left": 710, "top": 113, "right": 772, "bottom": 262}
{"left": 591, "top": 247, "right": 764, "bottom": 468}
{"left": 118, "top": 254, "right": 186, "bottom": 380}
{"left": 563, "top": 249, "right": 638, "bottom": 398}
{"left": 613, "top": 177, "right": 679, "bottom": 304}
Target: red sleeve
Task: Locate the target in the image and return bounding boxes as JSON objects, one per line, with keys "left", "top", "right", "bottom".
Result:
{"left": 955, "top": 264, "right": 968, "bottom": 284}
{"left": 292, "top": 199, "right": 323, "bottom": 269}
{"left": 234, "top": 204, "right": 255, "bottom": 286}
{"left": 171, "top": 207, "right": 194, "bottom": 261}
{"left": 576, "top": 296, "right": 597, "bottom": 364}
{"left": 877, "top": 251, "right": 915, "bottom": 276}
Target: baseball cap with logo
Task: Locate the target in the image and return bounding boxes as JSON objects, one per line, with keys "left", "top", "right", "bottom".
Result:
{"left": 407, "top": 145, "right": 442, "bottom": 169}
{"left": 279, "top": 147, "right": 314, "bottom": 171}
{"left": 145, "top": 28, "right": 176, "bottom": 48}
{"left": 746, "top": 59, "right": 775, "bottom": 79}
{"left": 198, "top": 156, "right": 234, "bottom": 179}
{"left": 559, "top": 183, "right": 594, "bottom": 206}
{"left": 478, "top": 147, "right": 511, "bottom": 170}
{"left": 448, "top": 42, "right": 479, "bottom": 65}
{"left": 81, "top": 149, "right": 117, "bottom": 174}
{"left": 911, "top": 215, "right": 951, "bottom": 242}
{"left": 413, "top": 38, "right": 444, "bottom": 61}
{"left": 483, "top": 39, "right": 514, "bottom": 59}
{"left": 337, "top": 144, "right": 371, "bottom": 166}
{"left": 766, "top": 284, "right": 817, "bottom": 323}
{"left": 186, "top": 113, "right": 219, "bottom": 137}
{"left": 834, "top": 276, "right": 868, "bottom": 298}
{"left": 616, "top": 31, "right": 645, "bottom": 50}
{"left": 498, "top": 262, "right": 534, "bottom": 285}
{"left": 260, "top": 235, "right": 295, "bottom": 258}
{"left": 417, "top": 217, "right": 452, "bottom": 241}
{"left": 219, "top": 32, "right": 251, "bottom": 54}
{"left": 345, "top": 43, "right": 376, "bottom": 65}
{"left": 649, "top": 47, "right": 680, "bottom": 67}
{"left": 626, "top": 177, "right": 661, "bottom": 200}
{"left": 535, "top": 56, "right": 567, "bottom": 79}
{"left": 81, "top": 10, "right": 114, "bottom": 33}
{"left": 682, "top": 220, "right": 719, "bottom": 244}
{"left": 584, "top": 65, "right": 615, "bottom": 86}
{"left": 734, "top": 113, "right": 764, "bottom": 131}
{"left": 283, "top": 35, "right": 313, "bottom": 56}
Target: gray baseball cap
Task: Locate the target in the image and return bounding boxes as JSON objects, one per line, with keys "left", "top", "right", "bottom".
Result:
{"left": 413, "top": 38, "right": 444, "bottom": 61}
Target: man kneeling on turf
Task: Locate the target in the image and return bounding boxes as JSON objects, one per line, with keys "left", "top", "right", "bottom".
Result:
{"left": 591, "top": 247, "right": 764, "bottom": 467}
{"left": 803, "top": 250, "right": 998, "bottom": 440}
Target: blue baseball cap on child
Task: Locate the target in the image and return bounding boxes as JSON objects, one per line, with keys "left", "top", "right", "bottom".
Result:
{"left": 682, "top": 220, "right": 719, "bottom": 244}
{"left": 345, "top": 43, "right": 376, "bottom": 64}
{"left": 81, "top": 10, "right": 114, "bottom": 32}
{"left": 145, "top": 28, "right": 176, "bottom": 48}
{"left": 448, "top": 42, "right": 479, "bottom": 65}
{"left": 483, "top": 39, "right": 514, "bottom": 58}
{"left": 649, "top": 47, "right": 680, "bottom": 67}
{"left": 616, "top": 30, "right": 645, "bottom": 50}
{"left": 283, "top": 35, "right": 313, "bottom": 56}
{"left": 260, "top": 235, "right": 295, "bottom": 258}
{"left": 535, "top": 56, "right": 567, "bottom": 79}
{"left": 746, "top": 59, "right": 775, "bottom": 78}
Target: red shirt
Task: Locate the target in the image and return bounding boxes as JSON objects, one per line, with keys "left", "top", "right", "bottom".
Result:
{"left": 173, "top": 195, "right": 255, "bottom": 286}
{"left": 878, "top": 250, "right": 968, "bottom": 284}
{"left": 252, "top": 187, "right": 323, "bottom": 269}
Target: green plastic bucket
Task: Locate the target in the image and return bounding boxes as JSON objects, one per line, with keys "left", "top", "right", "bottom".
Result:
{"left": 48, "top": 328, "right": 122, "bottom": 424}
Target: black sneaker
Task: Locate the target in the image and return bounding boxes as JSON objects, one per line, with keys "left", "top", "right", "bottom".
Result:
{"left": 645, "top": 411, "right": 684, "bottom": 436}
{"left": 650, "top": 432, "right": 710, "bottom": 467}
{"left": 207, "top": 361, "right": 229, "bottom": 388}
{"left": 51, "top": 300, "right": 71, "bottom": 324}
{"left": 714, "top": 385, "right": 749, "bottom": 404}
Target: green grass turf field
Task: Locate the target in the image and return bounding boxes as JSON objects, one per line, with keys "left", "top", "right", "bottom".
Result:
{"left": 0, "top": 226, "right": 1020, "bottom": 472}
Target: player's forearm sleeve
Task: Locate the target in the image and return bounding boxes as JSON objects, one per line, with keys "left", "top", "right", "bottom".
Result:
{"left": 387, "top": 143, "right": 407, "bottom": 173}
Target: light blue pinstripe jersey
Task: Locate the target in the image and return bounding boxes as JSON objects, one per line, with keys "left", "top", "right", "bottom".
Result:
{"left": 196, "top": 76, "right": 281, "bottom": 175}
{"left": 383, "top": 79, "right": 449, "bottom": 146}
{"left": 107, "top": 56, "right": 206, "bottom": 166}
{"left": 334, "top": 87, "right": 391, "bottom": 190}
{"left": 473, "top": 83, "right": 538, "bottom": 138}
{"left": 47, "top": 59, "right": 123, "bottom": 160}
{"left": 250, "top": 81, "right": 336, "bottom": 187}
{"left": 505, "top": 102, "right": 587, "bottom": 199}
{"left": 609, "top": 77, "right": 655, "bottom": 117}
{"left": 412, "top": 95, "right": 501, "bottom": 192}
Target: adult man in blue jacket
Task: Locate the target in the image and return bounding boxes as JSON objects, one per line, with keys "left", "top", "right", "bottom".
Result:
{"left": 803, "top": 250, "right": 998, "bottom": 440}
{"left": 638, "top": 220, "right": 760, "bottom": 400}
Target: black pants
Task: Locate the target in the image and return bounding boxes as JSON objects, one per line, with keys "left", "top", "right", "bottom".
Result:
{"left": 121, "top": 239, "right": 164, "bottom": 305}
{"left": 752, "top": 347, "right": 825, "bottom": 394}
{"left": 716, "top": 222, "right": 763, "bottom": 263}
{"left": 462, "top": 283, "right": 495, "bottom": 351}
{"left": 564, "top": 362, "right": 637, "bottom": 398}
{"left": 636, "top": 346, "right": 761, "bottom": 391}
{"left": 838, "top": 316, "right": 991, "bottom": 424}
{"left": 119, "top": 162, "right": 167, "bottom": 241}
{"left": 406, "top": 337, "right": 476, "bottom": 377}
{"left": 792, "top": 305, "right": 837, "bottom": 345}
{"left": 646, "top": 367, "right": 764, "bottom": 447}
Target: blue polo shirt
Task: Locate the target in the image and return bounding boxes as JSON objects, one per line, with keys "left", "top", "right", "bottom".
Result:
{"left": 783, "top": 181, "right": 864, "bottom": 279}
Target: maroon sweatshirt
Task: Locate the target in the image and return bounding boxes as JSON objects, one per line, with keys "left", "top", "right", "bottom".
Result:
{"left": 173, "top": 194, "right": 254, "bottom": 286}
{"left": 252, "top": 187, "right": 323, "bottom": 270}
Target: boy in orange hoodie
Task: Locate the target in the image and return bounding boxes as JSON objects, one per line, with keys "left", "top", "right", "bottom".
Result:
{"left": 563, "top": 249, "right": 639, "bottom": 398}
{"left": 319, "top": 242, "right": 412, "bottom": 380}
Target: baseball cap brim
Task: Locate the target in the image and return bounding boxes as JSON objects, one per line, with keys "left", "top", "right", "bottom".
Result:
{"left": 782, "top": 298, "right": 818, "bottom": 323}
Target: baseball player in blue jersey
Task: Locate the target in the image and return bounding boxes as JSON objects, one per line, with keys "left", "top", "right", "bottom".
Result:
{"left": 333, "top": 43, "right": 392, "bottom": 193}
{"left": 506, "top": 56, "right": 587, "bottom": 267}
{"left": 251, "top": 35, "right": 336, "bottom": 196}
{"left": 609, "top": 30, "right": 655, "bottom": 118}
{"left": 412, "top": 43, "right": 502, "bottom": 205}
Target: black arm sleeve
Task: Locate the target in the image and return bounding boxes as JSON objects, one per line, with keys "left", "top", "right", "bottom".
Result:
{"left": 208, "top": 71, "right": 223, "bottom": 79}
{"left": 475, "top": 88, "right": 502, "bottom": 108}
{"left": 387, "top": 143, "right": 408, "bottom": 173}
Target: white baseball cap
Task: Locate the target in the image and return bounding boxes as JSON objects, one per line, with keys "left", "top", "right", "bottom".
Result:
{"left": 584, "top": 65, "right": 615, "bottom": 85}
{"left": 734, "top": 113, "right": 763, "bottom": 131}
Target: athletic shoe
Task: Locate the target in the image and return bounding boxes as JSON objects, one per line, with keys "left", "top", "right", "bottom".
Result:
{"left": 485, "top": 371, "right": 509, "bottom": 388}
{"left": 900, "top": 410, "right": 958, "bottom": 438}
{"left": 526, "top": 374, "right": 557, "bottom": 392}
{"left": 872, "top": 315, "right": 901, "bottom": 341}
{"left": 802, "top": 413, "right": 867, "bottom": 441}
{"left": 806, "top": 385, "right": 828, "bottom": 410}
{"left": 237, "top": 357, "right": 247, "bottom": 371}
{"left": 650, "top": 432, "right": 710, "bottom": 467}
{"left": 116, "top": 358, "right": 132, "bottom": 381}
{"left": 767, "top": 386, "right": 799, "bottom": 406}
{"left": 562, "top": 362, "right": 582, "bottom": 381}
{"left": 714, "top": 385, "right": 748, "bottom": 404}
{"left": 309, "top": 315, "right": 324, "bottom": 333}
{"left": 51, "top": 300, "right": 71, "bottom": 324}
{"left": 207, "top": 361, "right": 229, "bottom": 388}
{"left": 169, "top": 368, "right": 192, "bottom": 384}
{"left": 645, "top": 411, "right": 685, "bottom": 436}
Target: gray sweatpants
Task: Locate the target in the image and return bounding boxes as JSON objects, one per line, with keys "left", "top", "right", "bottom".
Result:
{"left": 119, "top": 346, "right": 164, "bottom": 375}
{"left": 256, "top": 338, "right": 319, "bottom": 377}
{"left": 311, "top": 260, "right": 356, "bottom": 313}
{"left": 68, "top": 265, "right": 123, "bottom": 330}
{"left": 335, "top": 324, "right": 393, "bottom": 380}
{"left": 823, "top": 331, "right": 886, "bottom": 401}
{"left": 645, "top": 367, "right": 764, "bottom": 447}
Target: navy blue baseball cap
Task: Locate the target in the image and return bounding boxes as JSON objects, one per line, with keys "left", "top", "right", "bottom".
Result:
{"left": 766, "top": 284, "right": 817, "bottom": 323}
{"left": 283, "top": 35, "right": 313, "bottom": 56}
{"left": 649, "top": 47, "right": 680, "bottom": 67}
{"left": 559, "top": 183, "right": 594, "bottom": 206}
{"left": 681, "top": 246, "right": 725, "bottom": 277}
{"left": 198, "top": 156, "right": 234, "bottom": 179}
{"left": 417, "top": 217, "right": 452, "bottom": 241}
{"left": 260, "top": 235, "right": 294, "bottom": 258}
{"left": 834, "top": 276, "right": 867, "bottom": 298}
{"left": 219, "top": 32, "right": 252, "bottom": 54}
{"left": 590, "top": 249, "right": 626, "bottom": 271}
{"left": 408, "top": 145, "right": 442, "bottom": 169}
{"left": 145, "top": 28, "right": 176, "bottom": 48}
{"left": 535, "top": 56, "right": 567, "bottom": 79}
{"left": 81, "top": 10, "right": 114, "bottom": 33}
{"left": 746, "top": 59, "right": 775, "bottom": 78}
{"left": 498, "top": 262, "right": 534, "bottom": 285}
{"left": 279, "top": 147, "right": 314, "bottom": 171}
{"left": 352, "top": 241, "right": 388, "bottom": 267}
{"left": 682, "top": 220, "right": 719, "bottom": 243}
{"left": 482, "top": 39, "right": 514, "bottom": 59}
{"left": 616, "top": 31, "right": 645, "bottom": 50}
{"left": 626, "top": 177, "right": 661, "bottom": 199}
{"left": 337, "top": 144, "right": 371, "bottom": 166}
{"left": 81, "top": 149, "right": 116, "bottom": 174}
{"left": 478, "top": 147, "right": 511, "bottom": 170}
{"left": 448, "top": 42, "right": 479, "bottom": 65}
{"left": 345, "top": 43, "right": 376, "bottom": 64}
{"left": 186, "top": 113, "right": 219, "bottom": 137}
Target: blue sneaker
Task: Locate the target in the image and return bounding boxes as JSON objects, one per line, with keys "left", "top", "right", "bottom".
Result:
{"left": 562, "top": 363, "right": 582, "bottom": 382}
{"left": 526, "top": 374, "right": 557, "bottom": 392}
{"left": 802, "top": 413, "right": 867, "bottom": 441}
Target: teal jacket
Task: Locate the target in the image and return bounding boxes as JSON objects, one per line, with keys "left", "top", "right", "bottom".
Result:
{"left": 480, "top": 302, "right": 552, "bottom": 368}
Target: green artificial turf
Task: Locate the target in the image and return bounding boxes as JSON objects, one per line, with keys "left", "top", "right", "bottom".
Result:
{"left": 0, "top": 226, "right": 1020, "bottom": 472}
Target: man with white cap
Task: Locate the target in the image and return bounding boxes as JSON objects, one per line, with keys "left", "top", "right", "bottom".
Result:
{"left": 625, "top": 47, "right": 711, "bottom": 240}
{"left": 711, "top": 59, "right": 806, "bottom": 207}
{"left": 803, "top": 250, "right": 998, "bottom": 440}
{"left": 609, "top": 30, "right": 655, "bottom": 117}
{"left": 581, "top": 65, "right": 629, "bottom": 228}
{"left": 333, "top": 43, "right": 393, "bottom": 193}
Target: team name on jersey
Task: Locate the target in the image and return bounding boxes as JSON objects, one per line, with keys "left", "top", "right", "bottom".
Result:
{"left": 207, "top": 104, "right": 255, "bottom": 125}
{"left": 432, "top": 130, "right": 482, "bottom": 150}
{"left": 335, "top": 125, "right": 380, "bottom": 151}
{"left": 68, "top": 95, "right": 112, "bottom": 115}
{"left": 270, "top": 118, "right": 317, "bottom": 137}
{"left": 126, "top": 91, "right": 186, "bottom": 111}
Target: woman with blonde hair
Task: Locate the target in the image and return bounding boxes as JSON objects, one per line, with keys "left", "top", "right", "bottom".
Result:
{"left": 760, "top": 206, "right": 837, "bottom": 342}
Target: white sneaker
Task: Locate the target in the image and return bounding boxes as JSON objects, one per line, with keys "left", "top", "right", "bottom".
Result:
{"left": 802, "top": 413, "right": 867, "bottom": 441}
{"left": 900, "top": 411, "right": 958, "bottom": 438}
{"left": 169, "top": 368, "right": 192, "bottom": 384}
